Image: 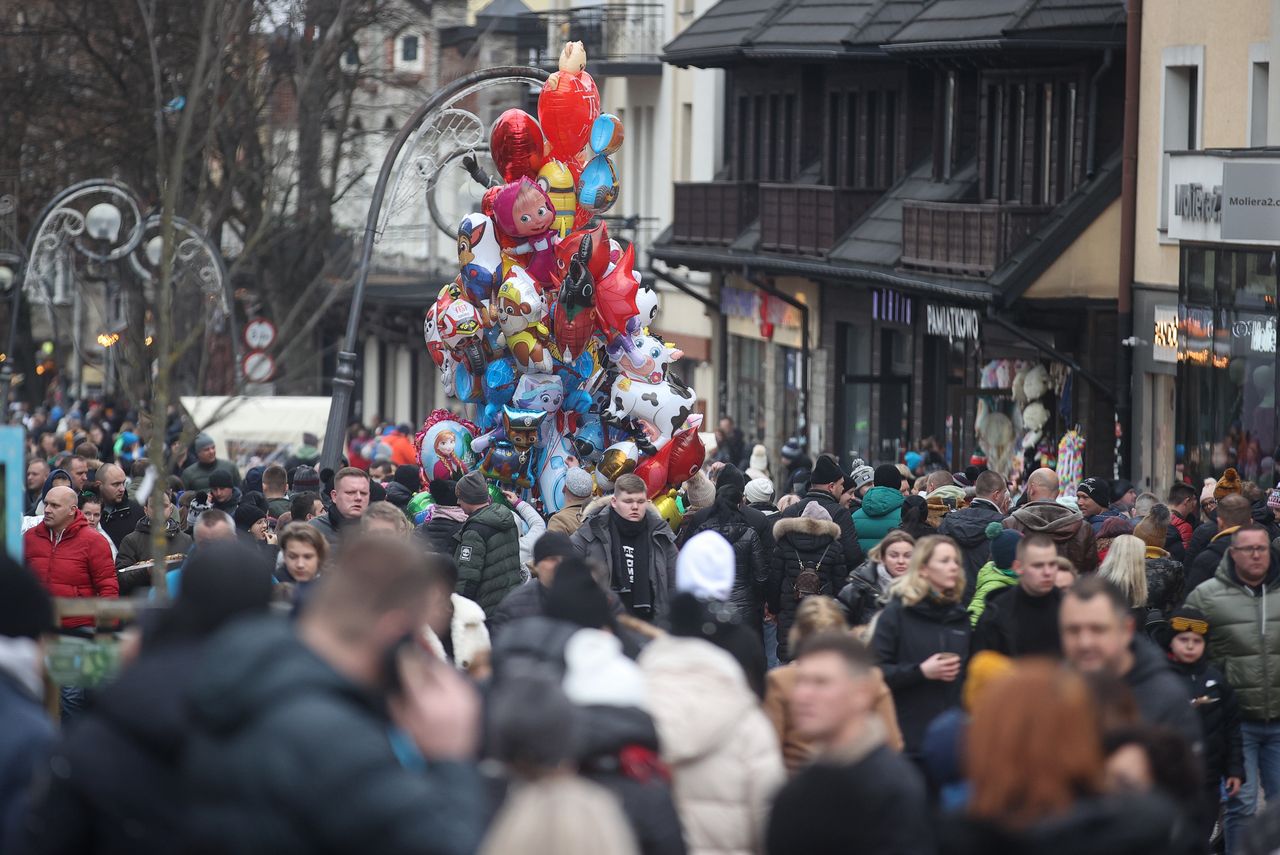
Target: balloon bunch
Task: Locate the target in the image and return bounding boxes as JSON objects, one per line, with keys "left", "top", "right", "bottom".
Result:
{"left": 419, "top": 43, "right": 704, "bottom": 515}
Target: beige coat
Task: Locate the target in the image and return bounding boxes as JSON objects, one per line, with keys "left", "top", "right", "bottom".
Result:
{"left": 546, "top": 493, "right": 590, "bottom": 535}
{"left": 639, "top": 635, "right": 784, "bottom": 855}
{"left": 762, "top": 663, "right": 904, "bottom": 777}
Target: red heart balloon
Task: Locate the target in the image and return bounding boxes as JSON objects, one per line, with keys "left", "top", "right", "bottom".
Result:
{"left": 490, "top": 109, "right": 549, "bottom": 183}
{"left": 538, "top": 70, "right": 601, "bottom": 163}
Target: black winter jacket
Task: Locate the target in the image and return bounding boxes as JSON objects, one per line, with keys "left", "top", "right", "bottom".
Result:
{"left": 837, "top": 560, "right": 891, "bottom": 628}
{"left": 417, "top": 509, "right": 465, "bottom": 555}
{"left": 939, "top": 793, "right": 1177, "bottom": 855}
{"left": 576, "top": 704, "right": 687, "bottom": 855}
{"left": 100, "top": 499, "right": 146, "bottom": 548}
{"left": 1187, "top": 529, "right": 1236, "bottom": 594}
{"left": 872, "top": 596, "right": 971, "bottom": 756}
{"left": 1144, "top": 552, "right": 1185, "bottom": 614}
{"left": 679, "top": 504, "right": 771, "bottom": 630}
{"left": 777, "top": 489, "right": 864, "bottom": 576}
{"left": 182, "top": 616, "right": 485, "bottom": 855}
{"left": 770, "top": 514, "right": 846, "bottom": 662}
{"left": 1186, "top": 519, "right": 1219, "bottom": 569}
{"left": 936, "top": 500, "right": 1006, "bottom": 598}
{"left": 1125, "top": 637, "right": 1204, "bottom": 750}
{"left": 971, "top": 586, "right": 1062, "bottom": 658}
{"left": 1170, "top": 657, "right": 1245, "bottom": 785}
{"left": 18, "top": 643, "right": 204, "bottom": 855}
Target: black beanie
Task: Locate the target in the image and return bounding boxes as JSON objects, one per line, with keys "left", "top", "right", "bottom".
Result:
{"left": 429, "top": 478, "right": 458, "bottom": 507}
{"left": 0, "top": 557, "right": 53, "bottom": 639}
{"left": 545, "top": 556, "right": 613, "bottom": 630}
{"left": 233, "top": 504, "right": 267, "bottom": 531}
{"left": 810, "top": 455, "right": 845, "bottom": 487}
{"left": 874, "top": 464, "right": 903, "bottom": 489}
{"left": 150, "top": 541, "right": 272, "bottom": 644}
{"left": 716, "top": 463, "right": 747, "bottom": 507}
{"left": 394, "top": 465, "right": 423, "bottom": 494}
{"left": 1161, "top": 605, "right": 1210, "bottom": 651}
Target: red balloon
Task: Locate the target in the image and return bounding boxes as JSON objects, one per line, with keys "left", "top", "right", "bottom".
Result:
{"left": 632, "top": 441, "right": 673, "bottom": 498}
{"left": 538, "top": 70, "right": 601, "bottom": 163}
{"left": 490, "top": 109, "right": 548, "bottom": 183}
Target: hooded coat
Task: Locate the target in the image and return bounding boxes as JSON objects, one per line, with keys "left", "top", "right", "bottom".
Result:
{"left": 1142, "top": 547, "right": 1185, "bottom": 614}
{"left": 851, "top": 487, "right": 904, "bottom": 555}
{"left": 770, "top": 514, "right": 846, "bottom": 661}
{"left": 1187, "top": 551, "right": 1280, "bottom": 722}
{"left": 678, "top": 466, "right": 771, "bottom": 630}
{"left": 182, "top": 615, "right": 485, "bottom": 855}
{"left": 572, "top": 501, "right": 679, "bottom": 621}
{"left": 872, "top": 596, "right": 971, "bottom": 756}
{"left": 454, "top": 502, "right": 524, "bottom": 616}
{"left": 639, "top": 635, "right": 784, "bottom": 855}
{"left": 938, "top": 499, "right": 1007, "bottom": 594}
{"left": 780, "top": 488, "right": 863, "bottom": 575}
{"left": 23, "top": 510, "right": 118, "bottom": 628}
{"left": 925, "top": 485, "right": 968, "bottom": 528}
{"left": 1003, "top": 501, "right": 1099, "bottom": 574}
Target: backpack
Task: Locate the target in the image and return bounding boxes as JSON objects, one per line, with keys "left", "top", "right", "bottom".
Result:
{"left": 793, "top": 544, "right": 833, "bottom": 600}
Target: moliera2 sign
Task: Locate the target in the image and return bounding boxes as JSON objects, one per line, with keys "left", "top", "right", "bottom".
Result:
{"left": 1169, "top": 153, "right": 1280, "bottom": 246}
{"left": 925, "top": 305, "right": 980, "bottom": 341}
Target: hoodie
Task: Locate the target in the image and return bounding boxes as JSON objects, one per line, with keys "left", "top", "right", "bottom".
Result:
{"left": 1004, "top": 501, "right": 1099, "bottom": 574}
{"left": 182, "top": 615, "right": 485, "bottom": 855}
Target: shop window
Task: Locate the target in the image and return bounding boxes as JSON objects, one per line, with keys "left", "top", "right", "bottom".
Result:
{"left": 730, "top": 335, "right": 767, "bottom": 444}
{"left": 1177, "top": 246, "right": 1280, "bottom": 488}
{"left": 779, "top": 346, "right": 802, "bottom": 451}
{"left": 836, "top": 321, "right": 873, "bottom": 465}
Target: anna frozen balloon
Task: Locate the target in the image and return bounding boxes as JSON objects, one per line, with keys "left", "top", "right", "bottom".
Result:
{"left": 417, "top": 410, "right": 479, "bottom": 483}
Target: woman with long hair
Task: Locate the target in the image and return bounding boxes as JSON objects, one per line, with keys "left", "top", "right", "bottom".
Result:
{"left": 1098, "top": 534, "right": 1149, "bottom": 611}
{"left": 838, "top": 530, "right": 915, "bottom": 628}
{"left": 762, "top": 596, "right": 904, "bottom": 775}
{"left": 872, "top": 535, "right": 971, "bottom": 760}
{"left": 945, "top": 661, "right": 1174, "bottom": 854}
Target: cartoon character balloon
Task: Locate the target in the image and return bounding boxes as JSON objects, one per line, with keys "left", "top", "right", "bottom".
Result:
{"left": 538, "top": 42, "right": 600, "bottom": 163}
{"left": 494, "top": 266, "right": 555, "bottom": 374}
{"left": 417, "top": 410, "right": 480, "bottom": 483}
{"left": 537, "top": 160, "right": 578, "bottom": 239}
{"left": 490, "top": 177, "right": 560, "bottom": 284}
{"left": 456, "top": 213, "right": 503, "bottom": 306}
{"left": 437, "top": 296, "right": 488, "bottom": 379}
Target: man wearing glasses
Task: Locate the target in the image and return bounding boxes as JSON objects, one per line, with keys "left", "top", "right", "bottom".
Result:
{"left": 1187, "top": 524, "right": 1280, "bottom": 851}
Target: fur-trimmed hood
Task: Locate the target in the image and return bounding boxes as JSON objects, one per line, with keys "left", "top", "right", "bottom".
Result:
{"left": 773, "top": 515, "right": 841, "bottom": 540}
{"left": 421, "top": 593, "right": 490, "bottom": 671}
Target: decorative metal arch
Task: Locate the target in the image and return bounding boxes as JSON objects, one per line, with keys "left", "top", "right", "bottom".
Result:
{"left": 320, "top": 65, "right": 551, "bottom": 471}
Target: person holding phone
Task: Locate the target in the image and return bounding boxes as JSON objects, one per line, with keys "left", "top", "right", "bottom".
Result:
{"left": 871, "top": 534, "right": 971, "bottom": 761}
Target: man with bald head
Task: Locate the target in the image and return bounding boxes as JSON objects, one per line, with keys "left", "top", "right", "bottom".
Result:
{"left": 1003, "top": 467, "right": 1099, "bottom": 574}
{"left": 23, "top": 485, "right": 118, "bottom": 629}
{"left": 94, "top": 462, "right": 145, "bottom": 547}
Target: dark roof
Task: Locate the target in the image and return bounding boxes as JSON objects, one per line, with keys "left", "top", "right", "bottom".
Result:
{"left": 663, "top": 0, "right": 929, "bottom": 66}
{"left": 475, "top": 0, "right": 534, "bottom": 34}
{"left": 884, "top": 0, "right": 1125, "bottom": 50}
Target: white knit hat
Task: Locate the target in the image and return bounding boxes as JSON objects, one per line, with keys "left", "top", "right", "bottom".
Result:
{"left": 744, "top": 477, "right": 774, "bottom": 505}
{"left": 562, "top": 628, "right": 649, "bottom": 710}
{"left": 675, "top": 530, "right": 735, "bottom": 602}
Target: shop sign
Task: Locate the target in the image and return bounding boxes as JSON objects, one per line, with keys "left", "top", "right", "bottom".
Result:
{"left": 720, "top": 285, "right": 756, "bottom": 319}
{"left": 720, "top": 284, "right": 801, "bottom": 328}
{"left": 1230, "top": 317, "right": 1277, "bottom": 354}
{"left": 1169, "top": 153, "right": 1280, "bottom": 246}
{"left": 925, "top": 305, "right": 980, "bottom": 341}
{"left": 1222, "top": 162, "right": 1280, "bottom": 243}
{"left": 1152, "top": 306, "right": 1178, "bottom": 363}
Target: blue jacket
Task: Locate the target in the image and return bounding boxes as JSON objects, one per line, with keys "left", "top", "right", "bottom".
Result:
{"left": 0, "top": 664, "right": 55, "bottom": 846}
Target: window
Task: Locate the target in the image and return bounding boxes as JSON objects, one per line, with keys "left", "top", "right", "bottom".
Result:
{"left": 395, "top": 34, "right": 424, "bottom": 73}
{"left": 680, "top": 103, "right": 693, "bottom": 181}
{"left": 1159, "top": 46, "right": 1204, "bottom": 231}
{"left": 1249, "top": 44, "right": 1270, "bottom": 147}
{"left": 341, "top": 44, "right": 359, "bottom": 70}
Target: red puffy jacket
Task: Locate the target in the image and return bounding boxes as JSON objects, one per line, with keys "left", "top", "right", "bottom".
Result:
{"left": 24, "top": 510, "right": 119, "bottom": 628}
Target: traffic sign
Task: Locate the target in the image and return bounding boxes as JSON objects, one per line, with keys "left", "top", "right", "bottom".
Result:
{"left": 243, "top": 318, "right": 277, "bottom": 351}
{"left": 242, "top": 351, "right": 276, "bottom": 383}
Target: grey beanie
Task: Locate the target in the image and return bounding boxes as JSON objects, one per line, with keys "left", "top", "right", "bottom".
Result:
{"left": 194, "top": 432, "right": 215, "bottom": 452}
{"left": 456, "top": 471, "right": 491, "bottom": 505}
{"left": 564, "top": 466, "right": 595, "bottom": 499}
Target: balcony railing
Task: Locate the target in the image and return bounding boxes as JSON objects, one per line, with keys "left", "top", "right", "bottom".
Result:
{"left": 759, "top": 185, "right": 882, "bottom": 256}
{"left": 672, "top": 182, "right": 759, "bottom": 246}
{"left": 901, "top": 201, "right": 1053, "bottom": 277}
{"left": 518, "top": 4, "right": 663, "bottom": 72}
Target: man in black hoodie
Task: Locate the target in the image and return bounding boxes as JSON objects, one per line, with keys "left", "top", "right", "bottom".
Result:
{"left": 1187, "top": 493, "right": 1252, "bottom": 594}
{"left": 1060, "top": 575, "right": 1202, "bottom": 750}
{"left": 938, "top": 470, "right": 1009, "bottom": 598}
{"left": 777, "top": 454, "right": 863, "bottom": 577}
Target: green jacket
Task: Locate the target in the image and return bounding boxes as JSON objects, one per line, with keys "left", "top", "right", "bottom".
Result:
{"left": 453, "top": 503, "right": 523, "bottom": 616}
{"left": 1186, "top": 556, "right": 1280, "bottom": 721}
{"left": 181, "top": 458, "right": 241, "bottom": 492}
{"left": 851, "top": 487, "right": 904, "bottom": 554}
{"left": 967, "top": 561, "right": 1018, "bottom": 627}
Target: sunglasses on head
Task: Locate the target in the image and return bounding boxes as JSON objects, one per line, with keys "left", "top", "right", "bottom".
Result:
{"left": 1170, "top": 616, "right": 1208, "bottom": 634}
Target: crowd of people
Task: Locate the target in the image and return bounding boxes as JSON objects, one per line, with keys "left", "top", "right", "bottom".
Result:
{"left": 5, "top": 401, "right": 1280, "bottom": 854}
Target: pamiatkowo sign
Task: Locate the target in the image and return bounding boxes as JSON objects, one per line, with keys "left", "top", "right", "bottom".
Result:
{"left": 1169, "top": 153, "right": 1280, "bottom": 246}
{"left": 926, "top": 305, "right": 980, "bottom": 341}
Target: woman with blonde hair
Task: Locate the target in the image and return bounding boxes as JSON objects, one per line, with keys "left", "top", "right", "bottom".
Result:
{"left": 943, "top": 660, "right": 1173, "bottom": 852}
{"left": 763, "top": 596, "right": 904, "bottom": 775}
{"left": 839, "top": 529, "right": 915, "bottom": 627}
{"left": 872, "top": 534, "right": 971, "bottom": 760}
{"left": 1097, "top": 534, "right": 1149, "bottom": 611}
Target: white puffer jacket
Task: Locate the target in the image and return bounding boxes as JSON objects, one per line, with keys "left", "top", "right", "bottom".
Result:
{"left": 639, "top": 635, "right": 784, "bottom": 855}
{"left": 422, "top": 593, "right": 490, "bottom": 671}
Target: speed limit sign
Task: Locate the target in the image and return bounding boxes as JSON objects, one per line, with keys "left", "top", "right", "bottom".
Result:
{"left": 242, "top": 351, "right": 276, "bottom": 383}
{"left": 243, "top": 318, "right": 277, "bottom": 351}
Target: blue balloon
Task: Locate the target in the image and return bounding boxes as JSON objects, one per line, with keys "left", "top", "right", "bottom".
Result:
{"left": 454, "top": 364, "right": 483, "bottom": 403}
{"left": 590, "top": 113, "right": 624, "bottom": 156}
{"left": 577, "top": 155, "right": 618, "bottom": 214}
{"left": 485, "top": 357, "right": 518, "bottom": 405}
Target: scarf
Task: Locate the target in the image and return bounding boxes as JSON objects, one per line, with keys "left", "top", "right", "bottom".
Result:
{"left": 875, "top": 564, "right": 896, "bottom": 596}
{"left": 609, "top": 509, "right": 652, "bottom": 616}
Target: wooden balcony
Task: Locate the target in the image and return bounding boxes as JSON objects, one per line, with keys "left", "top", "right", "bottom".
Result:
{"left": 901, "top": 200, "right": 1052, "bottom": 277}
{"left": 672, "top": 182, "right": 758, "bottom": 246}
{"left": 759, "top": 185, "right": 882, "bottom": 256}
